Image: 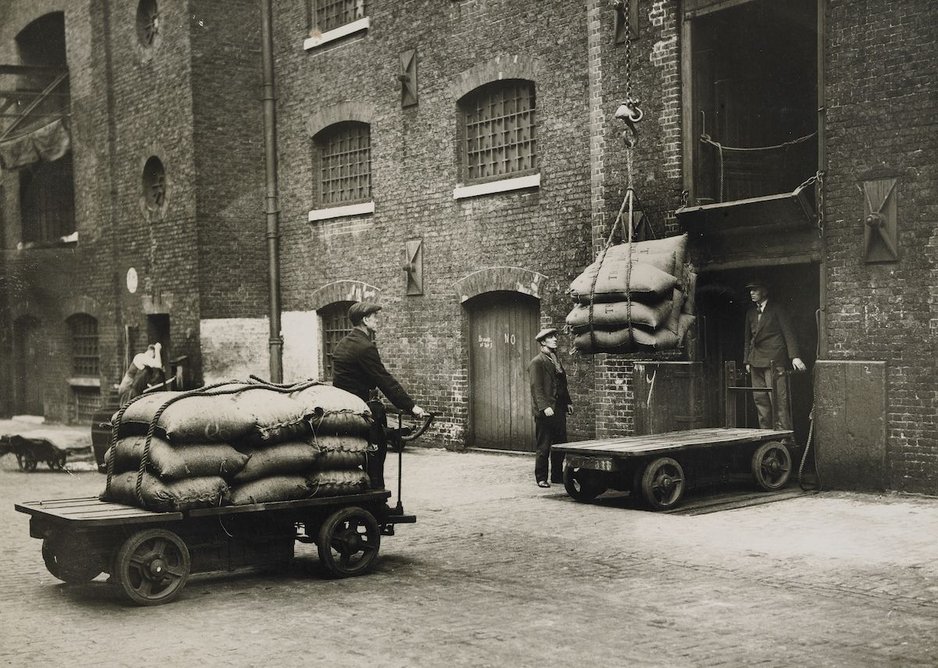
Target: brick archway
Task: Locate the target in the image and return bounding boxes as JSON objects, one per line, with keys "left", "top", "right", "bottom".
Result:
{"left": 310, "top": 280, "right": 382, "bottom": 311}
{"left": 454, "top": 267, "right": 547, "bottom": 304}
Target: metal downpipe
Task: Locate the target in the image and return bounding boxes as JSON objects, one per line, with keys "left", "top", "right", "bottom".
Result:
{"left": 261, "top": 0, "right": 283, "bottom": 382}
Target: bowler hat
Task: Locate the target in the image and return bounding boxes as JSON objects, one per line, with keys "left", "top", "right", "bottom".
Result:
{"left": 348, "top": 302, "right": 382, "bottom": 324}
{"left": 535, "top": 327, "right": 558, "bottom": 342}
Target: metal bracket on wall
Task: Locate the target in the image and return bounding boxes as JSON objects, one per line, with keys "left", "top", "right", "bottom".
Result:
{"left": 403, "top": 239, "right": 424, "bottom": 295}
{"left": 861, "top": 177, "right": 898, "bottom": 263}
{"left": 614, "top": 0, "right": 639, "bottom": 43}
{"left": 399, "top": 50, "right": 418, "bottom": 108}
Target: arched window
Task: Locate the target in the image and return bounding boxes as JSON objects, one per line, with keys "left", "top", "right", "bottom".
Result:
{"left": 312, "top": 122, "right": 372, "bottom": 208}
{"left": 67, "top": 313, "right": 99, "bottom": 376}
{"left": 320, "top": 301, "right": 354, "bottom": 380}
{"left": 458, "top": 80, "right": 537, "bottom": 183}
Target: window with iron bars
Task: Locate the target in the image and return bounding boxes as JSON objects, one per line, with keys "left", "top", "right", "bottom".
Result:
{"left": 321, "top": 301, "right": 355, "bottom": 380}
{"left": 460, "top": 80, "right": 537, "bottom": 183}
{"left": 313, "top": 122, "right": 371, "bottom": 207}
{"left": 311, "top": 0, "right": 368, "bottom": 34}
{"left": 73, "top": 386, "right": 101, "bottom": 422}
{"left": 68, "top": 314, "right": 99, "bottom": 376}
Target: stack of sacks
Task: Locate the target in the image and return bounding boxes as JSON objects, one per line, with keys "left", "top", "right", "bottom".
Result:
{"left": 101, "top": 381, "right": 373, "bottom": 511}
{"left": 567, "top": 233, "right": 696, "bottom": 354}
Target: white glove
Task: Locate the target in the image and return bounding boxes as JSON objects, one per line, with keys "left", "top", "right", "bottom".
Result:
{"left": 412, "top": 405, "right": 427, "bottom": 418}
{"left": 792, "top": 358, "right": 806, "bottom": 372}
{"left": 543, "top": 407, "right": 554, "bottom": 417}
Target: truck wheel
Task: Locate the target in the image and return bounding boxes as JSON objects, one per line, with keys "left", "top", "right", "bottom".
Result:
{"left": 113, "top": 528, "right": 190, "bottom": 606}
{"left": 42, "top": 537, "right": 101, "bottom": 583}
{"left": 751, "top": 441, "right": 792, "bottom": 491}
{"left": 563, "top": 466, "right": 607, "bottom": 502}
{"left": 317, "top": 506, "right": 380, "bottom": 578}
{"left": 640, "top": 457, "right": 685, "bottom": 510}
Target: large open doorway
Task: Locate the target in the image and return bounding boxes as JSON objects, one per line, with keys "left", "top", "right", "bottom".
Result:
{"left": 466, "top": 291, "right": 538, "bottom": 451}
{"left": 696, "top": 264, "right": 819, "bottom": 446}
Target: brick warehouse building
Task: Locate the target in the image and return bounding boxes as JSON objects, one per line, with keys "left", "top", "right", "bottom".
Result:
{"left": 0, "top": 0, "right": 935, "bottom": 495}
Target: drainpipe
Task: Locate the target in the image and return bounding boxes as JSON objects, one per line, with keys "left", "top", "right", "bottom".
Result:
{"left": 260, "top": 0, "right": 283, "bottom": 382}
{"left": 816, "top": 0, "right": 828, "bottom": 359}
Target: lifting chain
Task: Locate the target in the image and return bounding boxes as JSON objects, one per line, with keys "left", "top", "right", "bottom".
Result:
{"left": 613, "top": 0, "right": 642, "bottom": 148}
{"left": 815, "top": 169, "right": 825, "bottom": 236}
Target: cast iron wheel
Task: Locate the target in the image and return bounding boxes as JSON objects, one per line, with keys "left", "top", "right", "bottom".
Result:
{"left": 563, "top": 466, "right": 607, "bottom": 502}
{"left": 114, "top": 528, "right": 191, "bottom": 606}
{"left": 42, "top": 537, "right": 102, "bottom": 583}
{"left": 317, "top": 506, "right": 380, "bottom": 578}
{"left": 751, "top": 441, "right": 792, "bottom": 491}
{"left": 640, "top": 457, "right": 685, "bottom": 510}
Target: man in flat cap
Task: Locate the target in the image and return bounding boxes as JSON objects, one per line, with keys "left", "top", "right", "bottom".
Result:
{"left": 333, "top": 302, "right": 427, "bottom": 488}
{"left": 743, "top": 280, "right": 805, "bottom": 437}
{"left": 528, "top": 327, "right": 573, "bottom": 488}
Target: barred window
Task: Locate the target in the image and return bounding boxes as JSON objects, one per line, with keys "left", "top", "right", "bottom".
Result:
{"left": 20, "top": 154, "right": 76, "bottom": 243}
{"left": 313, "top": 122, "right": 371, "bottom": 207}
{"left": 68, "top": 314, "right": 99, "bottom": 376}
{"left": 460, "top": 80, "right": 537, "bottom": 183}
{"left": 321, "top": 301, "right": 354, "bottom": 381}
{"left": 312, "top": 0, "right": 368, "bottom": 34}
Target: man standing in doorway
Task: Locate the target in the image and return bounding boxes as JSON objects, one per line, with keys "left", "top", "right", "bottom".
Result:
{"left": 528, "top": 327, "right": 573, "bottom": 488}
{"left": 743, "top": 280, "right": 806, "bottom": 438}
{"left": 332, "top": 302, "right": 427, "bottom": 489}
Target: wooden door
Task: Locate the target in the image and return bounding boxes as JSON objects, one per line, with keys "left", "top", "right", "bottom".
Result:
{"left": 14, "top": 316, "right": 43, "bottom": 415}
{"left": 468, "top": 292, "right": 538, "bottom": 451}
{"left": 633, "top": 361, "right": 709, "bottom": 434}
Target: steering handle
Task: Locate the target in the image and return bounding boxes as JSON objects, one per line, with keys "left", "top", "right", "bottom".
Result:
{"left": 401, "top": 412, "right": 435, "bottom": 442}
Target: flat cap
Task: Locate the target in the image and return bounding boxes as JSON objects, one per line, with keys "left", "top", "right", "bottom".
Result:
{"left": 745, "top": 279, "right": 768, "bottom": 289}
{"left": 535, "top": 327, "right": 558, "bottom": 342}
{"left": 348, "top": 301, "right": 383, "bottom": 324}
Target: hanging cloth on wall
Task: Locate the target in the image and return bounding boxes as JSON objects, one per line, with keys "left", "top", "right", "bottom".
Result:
{"left": 0, "top": 117, "right": 71, "bottom": 172}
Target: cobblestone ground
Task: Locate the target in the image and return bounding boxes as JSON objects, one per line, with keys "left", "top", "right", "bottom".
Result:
{"left": 2, "top": 448, "right": 937, "bottom": 667}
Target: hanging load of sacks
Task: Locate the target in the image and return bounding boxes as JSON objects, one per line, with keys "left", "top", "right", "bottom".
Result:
{"left": 100, "top": 380, "right": 373, "bottom": 512}
{"left": 567, "top": 232, "right": 697, "bottom": 354}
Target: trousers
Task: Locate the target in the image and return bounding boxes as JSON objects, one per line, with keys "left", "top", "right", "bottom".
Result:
{"left": 534, "top": 412, "right": 567, "bottom": 483}
{"left": 750, "top": 365, "right": 792, "bottom": 433}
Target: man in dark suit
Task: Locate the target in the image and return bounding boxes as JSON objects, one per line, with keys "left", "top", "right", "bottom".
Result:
{"left": 528, "top": 327, "right": 573, "bottom": 488}
{"left": 333, "top": 302, "right": 426, "bottom": 488}
{"left": 743, "top": 280, "right": 806, "bottom": 435}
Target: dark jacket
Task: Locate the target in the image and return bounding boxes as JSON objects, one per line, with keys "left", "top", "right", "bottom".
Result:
{"left": 332, "top": 328, "right": 416, "bottom": 411}
{"left": 528, "top": 351, "right": 571, "bottom": 417}
{"left": 743, "top": 300, "right": 801, "bottom": 368}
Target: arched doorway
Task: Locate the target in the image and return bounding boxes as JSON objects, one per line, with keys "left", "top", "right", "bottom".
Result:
{"left": 13, "top": 316, "right": 43, "bottom": 415}
{"left": 466, "top": 291, "right": 539, "bottom": 451}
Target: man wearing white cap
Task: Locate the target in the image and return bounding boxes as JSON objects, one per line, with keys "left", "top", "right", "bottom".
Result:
{"left": 528, "top": 327, "right": 573, "bottom": 488}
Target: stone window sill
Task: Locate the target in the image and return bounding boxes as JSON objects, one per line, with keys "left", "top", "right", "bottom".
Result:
{"left": 68, "top": 377, "right": 101, "bottom": 388}
{"left": 453, "top": 173, "right": 541, "bottom": 200}
{"left": 308, "top": 201, "right": 375, "bottom": 222}
{"left": 304, "top": 17, "right": 370, "bottom": 51}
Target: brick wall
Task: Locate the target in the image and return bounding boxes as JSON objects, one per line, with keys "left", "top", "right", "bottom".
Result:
{"left": 824, "top": 0, "right": 938, "bottom": 494}
{"left": 273, "top": 0, "right": 597, "bottom": 449}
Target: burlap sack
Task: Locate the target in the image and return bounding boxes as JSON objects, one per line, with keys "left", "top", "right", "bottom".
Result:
{"left": 573, "top": 325, "right": 681, "bottom": 354}
{"left": 603, "top": 233, "right": 688, "bottom": 271}
{"left": 106, "top": 435, "right": 248, "bottom": 481}
{"left": 308, "top": 469, "right": 370, "bottom": 497}
{"left": 312, "top": 411, "right": 372, "bottom": 437}
{"left": 569, "top": 262, "right": 679, "bottom": 303}
{"left": 566, "top": 296, "right": 674, "bottom": 331}
{"left": 311, "top": 434, "right": 371, "bottom": 469}
{"left": 229, "top": 475, "right": 314, "bottom": 506}
{"left": 117, "top": 391, "right": 255, "bottom": 444}
{"left": 102, "top": 472, "right": 229, "bottom": 512}
{"left": 233, "top": 441, "right": 319, "bottom": 483}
